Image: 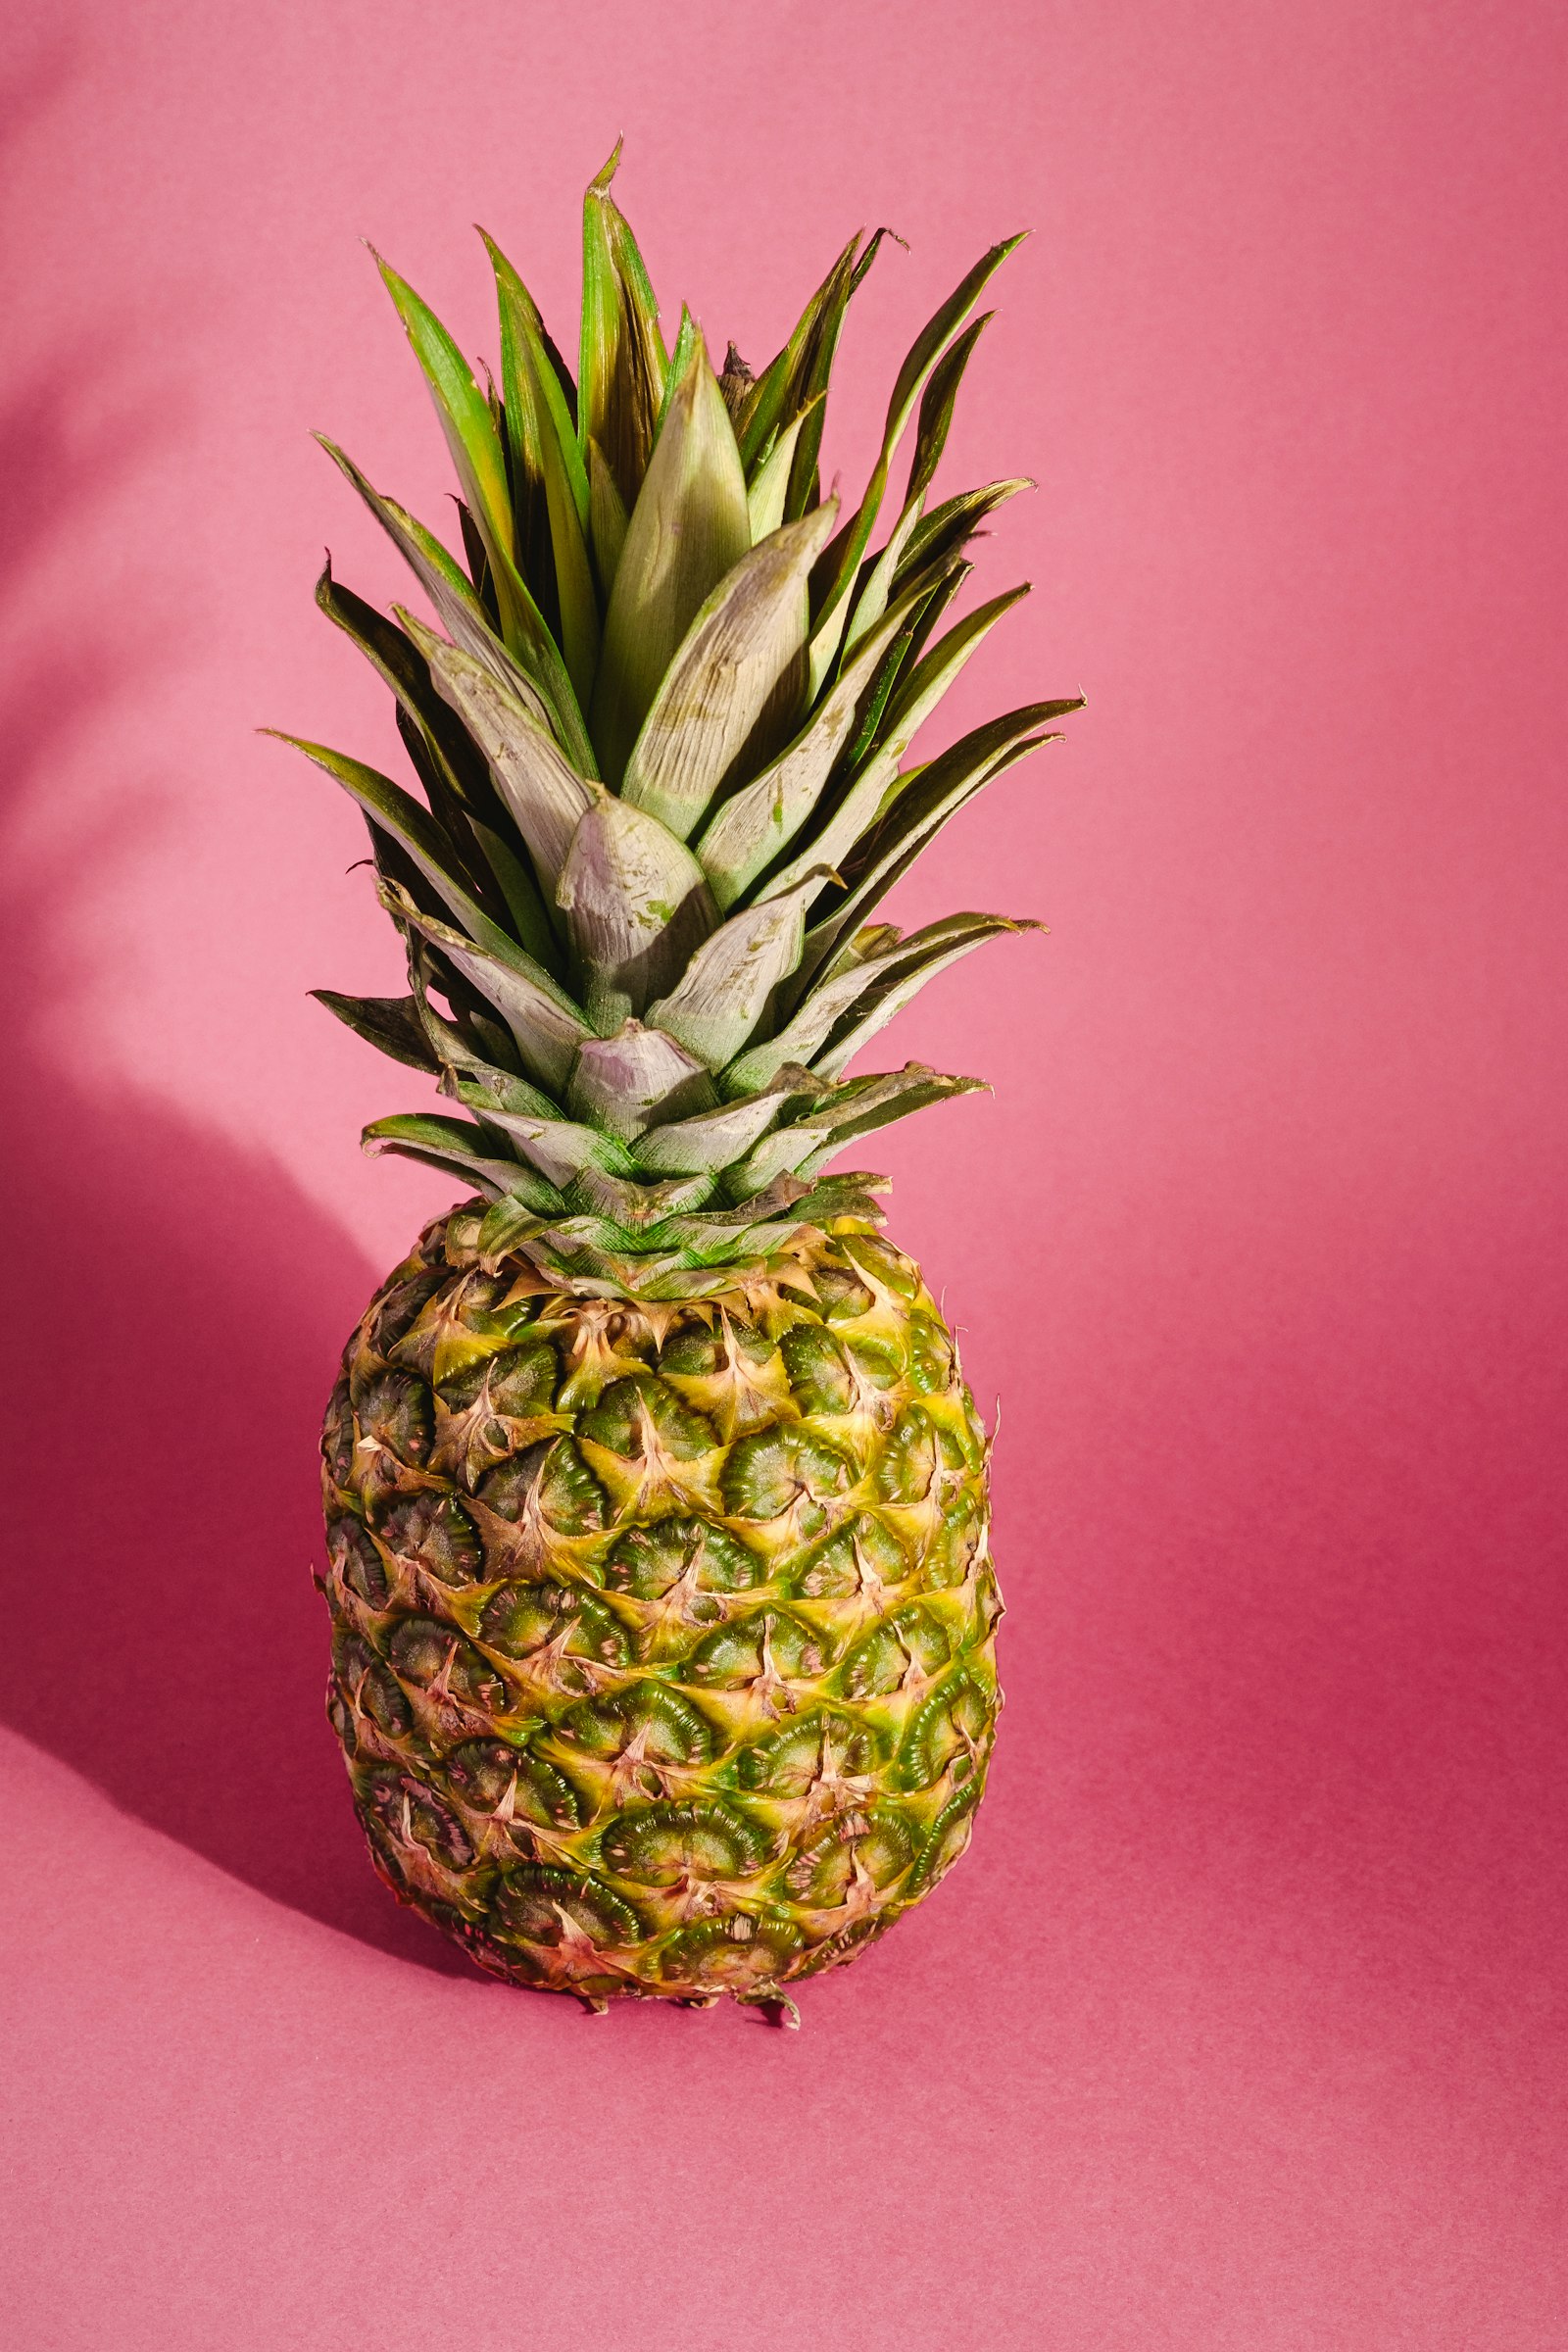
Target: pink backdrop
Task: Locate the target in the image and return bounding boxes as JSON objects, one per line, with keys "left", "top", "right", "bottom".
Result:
{"left": 4, "top": 3, "right": 1565, "bottom": 2345}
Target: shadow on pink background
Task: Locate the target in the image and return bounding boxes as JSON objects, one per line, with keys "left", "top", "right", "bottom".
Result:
{"left": 2, "top": 6, "right": 1564, "bottom": 2347}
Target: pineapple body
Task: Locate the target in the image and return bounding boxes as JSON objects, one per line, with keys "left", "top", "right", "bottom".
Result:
{"left": 321, "top": 1208, "right": 1000, "bottom": 2006}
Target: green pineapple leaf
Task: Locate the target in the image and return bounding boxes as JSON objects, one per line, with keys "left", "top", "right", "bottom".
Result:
{"left": 809, "top": 234, "right": 1026, "bottom": 688}
{"left": 466, "top": 816, "right": 560, "bottom": 970}
{"left": 736, "top": 229, "right": 897, "bottom": 518}
{"left": 722, "top": 911, "right": 1016, "bottom": 1095}
{"left": 311, "top": 989, "right": 442, "bottom": 1073}
{"left": 744, "top": 400, "right": 821, "bottom": 543}
{"left": 398, "top": 612, "right": 592, "bottom": 905}
{"left": 381, "top": 884, "right": 591, "bottom": 1096}
{"left": 268, "top": 732, "right": 521, "bottom": 958}
{"left": 811, "top": 924, "right": 1038, "bottom": 1079}
{"left": 800, "top": 700, "right": 1079, "bottom": 980}
{"left": 656, "top": 308, "right": 702, "bottom": 437}
{"left": 483, "top": 231, "right": 601, "bottom": 710}
{"left": 372, "top": 250, "right": 514, "bottom": 564}
{"left": 407, "top": 939, "right": 545, "bottom": 1093}
{"left": 842, "top": 312, "right": 995, "bottom": 659}
{"left": 579, "top": 140, "right": 668, "bottom": 512}
{"left": 586, "top": 436, "right": 630, "bottom": 601}
{"left": 733, "top": 231, "right": 858, "bottom": 469}
{"left": 590, "top": 328, "right": 752, "bottom": 785}
{"left": 362, "top": 1111, "right": 565, "bottom": 1205}
{"left": 695, "top": 567, "right": 948, "bottom": 910}
{"left": 894, "top": 477, "right": 1032, "bottom": 589}
{"left": 628, "top": 1065, "right": 823, "bottom": 1175}
{"left": 729, "top": 1063, "right": 985, "bottom": 1193}
{"left": 444, "top": 1080, "right": 638, "bottom": 1189}
{"left": 555, "top": 791, "right": 719, "bottom": 1032}
{"left": 619, "top": 499, "right": 839, "bottom": 842}
{"left": 770, "top": 584, "right": 1033, "bottom": 894}
{"left": 564, "top": 1021, "right": 715, "bottom": 1141}
{"left": 314, "top": 560, "right": 493, "bottom": 814}
{"left": 645, "top": 868, "right": 828, "bottom": 1071}
{"left": 317, "top": 439, "right": 569, "bottom": 740}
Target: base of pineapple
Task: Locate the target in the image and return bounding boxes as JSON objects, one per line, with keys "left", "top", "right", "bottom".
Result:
{"left": 320, "top": 1206, "right": 1003, "bottom": 2012}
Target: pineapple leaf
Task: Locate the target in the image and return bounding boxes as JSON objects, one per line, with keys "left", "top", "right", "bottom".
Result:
{"left": 721, "top": 912, "right": 1014, "bottom": 1095}
{"left": 714, "top": 1122, "right": 820, "bottom": 1193}
{"left": 884, "top": 584, "right": 1031, "bottom": 741}
{"left": 399, "top": 612, "right": 592, "bottom": 904}
{"left": 382, "top": 884, "right": 591, "bottom": 1097}
{"left": 268, "top": 732, "right": 522, "bottom": 958}
{"left": 372, "top": 250, "right": 514, "bottom": 565}
{"left": 889, "top": 559, "right": 971, "bottom": 683}
{"left": 314, "top": 560, "right": 495, "bottom": 817}
{"left": 727, "top": 1064, "right": 982, "bottom": 1193}
{"left": 480, "top": 230, "right": 589, "bottom": 525}
{"left": 833, "top": 623, "right": 921, "bottom": 782}
{"left": 311, "top": 989, "right": 441, "bottom": 1073}
{"left": 775, "top": 584, "right": 1032, "bottom": 892}
{"left": 408, "top": 940, "right": 539, "bottom": 1090}
{"left": 564, "top": 1021, "right": 716, "bottom": 1140}
{"left": 318, "top": 438, "right": 505, "bottom": 657}
{"left": 466, "top": 816, "right": 560, "bottom": 970}
{"left": 629, "top": 1066, "right": 824, "bottom": 1175}
{"left": 809, "top": 235, "right": 1026, "bottom": 689}
{"left": 906, "top": 314, "right": 994, "bottom": 504}
{"left": 564, "top": 1162, "right": 716, "bottom": 1229}
{"left": 736, "top": 230, "right": 897, "bottom": 518}
{"left": 317, "top": 439, "right": 581, "bottom": 751}
{"left": 800, "top": 700, "right": 1079, "bottom": 981}
{"left": 482, "top": 544, "right": 596, "bottom": 771}
{"left": 320, "top": 416, "right": 592, "bottom": 774}
{"left": 484, "top": 231, "right": 600, "bottom": 708}
{"left": 579, "top": 140, "right": 668, "bottom": 511}
{"left": 590, "top": 332, "right": 752, "bottom": 786}
{"left": 444, "top": 1082, "right": 638, "bottom": 1188}
{"left": 318, "top": 565, "right": 549, "bottom": 962}
{"left": 894, "top": 477, "right": 1032, "bottom": 588}
{"left": 472, "top": 1193, "right": 556, "bottom": 1268}
{"left": 810, "top": 923, "right": 1037, "bottom": 1080}
{"left": 656, "top": 308, "right": 702, "bottom": 438}
{"left": 555, "top": 791, "right": 720, "bottom": 1032}
{"left": 745, "top": 401, "right": 820, "bottom": 544}
{"left": 696, "top": 567, "right": 947, "bottom": 910}
{"left": 645, "top": 868, "right": 827, "bottom": 1071}
{"left": 734, "top": 232, "right": 859, "bottom": 468}
{"left": 586, "top": 436, "right": 629, "bottom": 601}
{"left": 372, "top": 249, "right": 580, "bottom": 721}
{"left": 456, "top": 496, "right": 499, "bottom": 617}
{"left": 761, "top": 1169, "right": 889, "bottom": 1226}
{"left": 390, "top": 705, "right": 497, "bottom": 905}
{"left": 804, "top": 1062, "right": 987, "bottom": 1142}
{"left": 841, "top": 313, "right": 994, "bottom": 660}
{"left": 362, "top": 1112, "right": 565, "bottom": 1207}
{"left": 619, "top": 499, "right": 838, "bottom": 842}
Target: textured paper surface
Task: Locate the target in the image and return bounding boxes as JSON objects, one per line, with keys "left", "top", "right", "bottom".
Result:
{"left": 3, "top": 2, "right": 1565, "bottom": 2344}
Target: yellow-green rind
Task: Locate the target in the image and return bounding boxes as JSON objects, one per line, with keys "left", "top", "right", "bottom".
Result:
{"left": 319, "top": 1207, "right": 1001, "bottom": 2007}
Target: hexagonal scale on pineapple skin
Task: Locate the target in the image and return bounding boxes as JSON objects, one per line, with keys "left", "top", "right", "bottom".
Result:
{"left": 601, "top": 1516, "right": 767, "bottom": 1667}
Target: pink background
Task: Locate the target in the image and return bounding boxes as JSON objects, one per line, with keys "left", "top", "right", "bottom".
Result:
{"left": 3, "top": 2, "right": 1565, "bottom": 2345}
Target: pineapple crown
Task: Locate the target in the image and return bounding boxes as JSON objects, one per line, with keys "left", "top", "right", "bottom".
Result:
{"left": 276, "top": 143, "right": 1080, "bottom": 1301}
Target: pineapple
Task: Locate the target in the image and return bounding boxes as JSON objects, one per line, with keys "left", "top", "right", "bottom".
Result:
{"left": 287, "top": 146, "right": 1078, "bottom": 2017}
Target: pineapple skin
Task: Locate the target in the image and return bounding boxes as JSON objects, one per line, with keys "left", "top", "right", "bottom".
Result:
{"left": 320, "top": 1207, "right": 1001, "bottom": 2006}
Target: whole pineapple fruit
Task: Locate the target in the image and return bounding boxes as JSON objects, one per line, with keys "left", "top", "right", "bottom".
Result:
{"left": 286, "top": 148, "right": 1078, "bottom": 2016}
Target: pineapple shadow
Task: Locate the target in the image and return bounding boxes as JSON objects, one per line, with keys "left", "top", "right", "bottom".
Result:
{"left": 0, "top": 361, "right": 472, "bottom": 1980}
